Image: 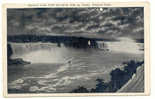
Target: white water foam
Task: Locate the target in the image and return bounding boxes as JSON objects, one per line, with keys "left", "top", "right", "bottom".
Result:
{"left": 106, "top": 37, "right": 143, "bottom": 54}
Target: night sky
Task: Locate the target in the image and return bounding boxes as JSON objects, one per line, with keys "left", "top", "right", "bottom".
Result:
{"left": 7, "top": 8, "right": 144, "bottom": 39}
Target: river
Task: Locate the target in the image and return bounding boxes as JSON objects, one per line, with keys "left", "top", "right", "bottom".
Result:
{"left": 8, "top": 37, "right": 144, "bottom": 93}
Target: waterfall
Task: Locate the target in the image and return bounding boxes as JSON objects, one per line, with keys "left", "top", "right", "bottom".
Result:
{"left": 105, "top": 37, "right": 144, "bottom": 54}
{"left": 96, "top": 41, "right": 107, "bottom": 49}
{"left": 9, "top": 42, "right": 67, "bottom": 64}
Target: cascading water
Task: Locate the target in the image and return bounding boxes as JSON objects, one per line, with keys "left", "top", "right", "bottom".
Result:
{"left": 96, "top": 37, "right": 144, "bottom": 54}
{"left": 10, "top": 42, "right": 67, "bottom": 64}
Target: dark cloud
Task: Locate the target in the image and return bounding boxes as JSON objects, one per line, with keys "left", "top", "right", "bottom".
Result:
{"left": 7, "top": 7, "right": 144, "bottom": 39}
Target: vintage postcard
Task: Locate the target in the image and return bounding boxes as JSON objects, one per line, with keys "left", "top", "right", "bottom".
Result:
{"left": 2, "top": 2, "right": 150, "bottom": 97}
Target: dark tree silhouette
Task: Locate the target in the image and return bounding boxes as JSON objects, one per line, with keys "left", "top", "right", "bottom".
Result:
{"left": 94, "top": 79, "right": 107, "bottom": 92}
{"left": 71, "top": 86, "right": 89, "bottom": 93}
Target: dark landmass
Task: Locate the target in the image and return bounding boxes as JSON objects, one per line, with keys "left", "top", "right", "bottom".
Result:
{"left": 7, "top": 35, "right": 117, "bottom": 49}
{"left": 7, "top": 43, "right": 13, "bottom": 59}
{"left": 7, "top": 35, "right": 117, "bottom": 43}
{"left": 8, "top": 58, "right": 30, "bottom": 66}
{"left": 71, "top": 60, "right": 144, "bottom": 93}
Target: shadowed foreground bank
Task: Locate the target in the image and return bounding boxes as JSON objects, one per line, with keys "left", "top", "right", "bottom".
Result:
{"left": 71, "top": 60, "right": 144, "bottom": 93}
